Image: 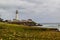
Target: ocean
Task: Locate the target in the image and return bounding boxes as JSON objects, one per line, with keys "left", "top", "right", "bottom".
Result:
{"left": 40, "top": 23, "right": 60, "bottom": 31}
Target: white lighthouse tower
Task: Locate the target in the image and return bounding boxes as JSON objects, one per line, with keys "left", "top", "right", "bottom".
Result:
{"left": 13, "top": 10, "right": 19, "bottom": 22}
{"left": 15, "top": 10, "right": 18, "bottom": 20}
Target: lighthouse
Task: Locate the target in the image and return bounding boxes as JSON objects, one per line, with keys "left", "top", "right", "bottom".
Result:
{"left": 13, "top": 10, "right": 19, "bottom": 22}
{"left": 15, "top": 10, "right": 18, "bottom": 20}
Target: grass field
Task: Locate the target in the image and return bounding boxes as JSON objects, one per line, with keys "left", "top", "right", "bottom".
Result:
{"left": 0, "top": 22, "right": 60, "bottom": 40}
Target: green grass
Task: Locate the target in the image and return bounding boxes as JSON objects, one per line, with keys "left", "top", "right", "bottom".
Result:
{"left": 0, "top": 22, "right": 60, "bottom": 40}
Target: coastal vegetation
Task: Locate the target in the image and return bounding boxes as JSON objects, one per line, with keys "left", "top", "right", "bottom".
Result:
{"left": 0, "top": 22, "right": 60, "bottom": 40}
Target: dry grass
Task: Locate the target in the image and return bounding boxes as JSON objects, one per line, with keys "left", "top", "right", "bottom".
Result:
{"left": 0, "top": 22, "right": 60, "bottom": 40}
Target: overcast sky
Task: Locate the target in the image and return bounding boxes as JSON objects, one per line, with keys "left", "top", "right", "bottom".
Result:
{"left": 0, "top": 0, "right": 60, "bottom": 23}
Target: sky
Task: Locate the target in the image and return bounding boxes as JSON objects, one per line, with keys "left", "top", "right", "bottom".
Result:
{"left": 0, "top": 0, "right": 60, "bottom": 23}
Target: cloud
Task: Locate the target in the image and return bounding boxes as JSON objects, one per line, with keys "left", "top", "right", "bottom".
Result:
{"left": 0, "top": 0, "right": 60, "bottom": 23}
